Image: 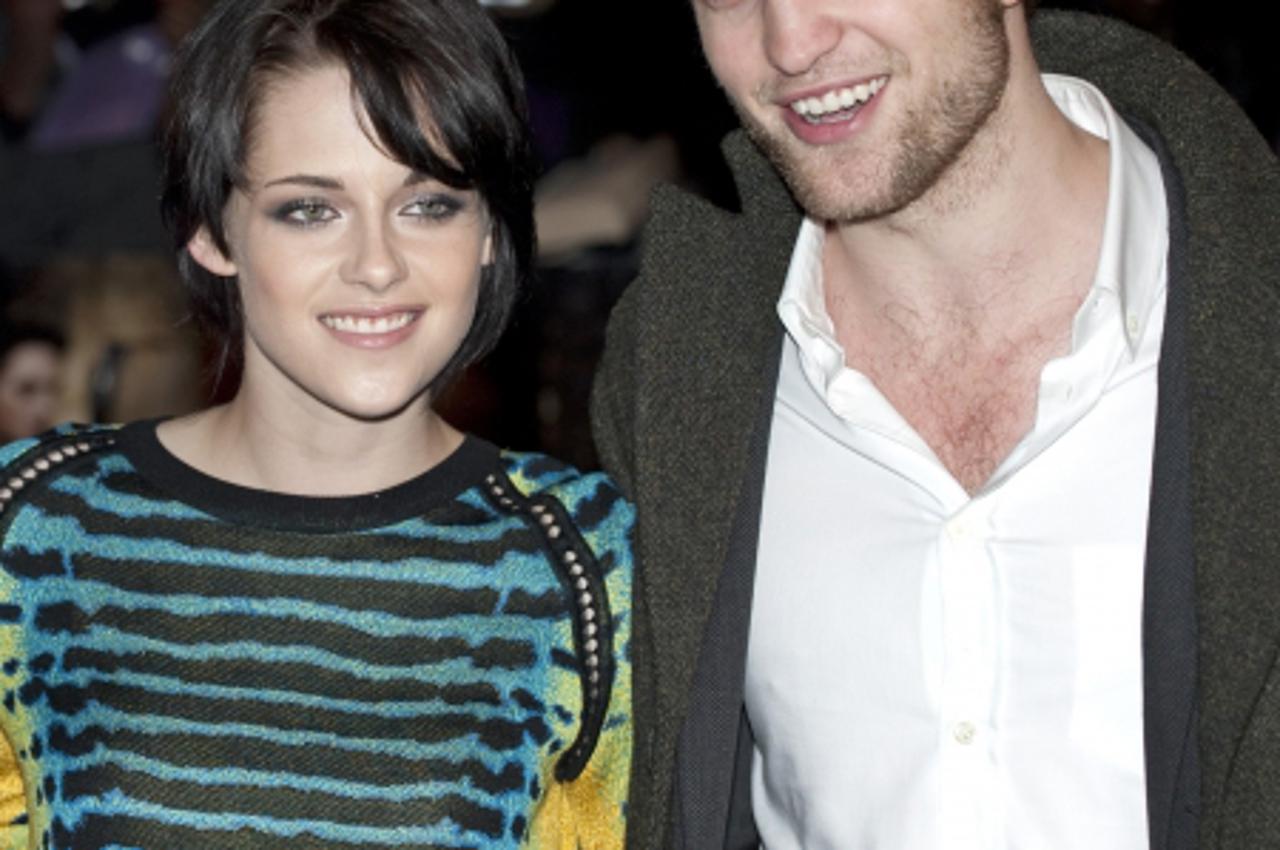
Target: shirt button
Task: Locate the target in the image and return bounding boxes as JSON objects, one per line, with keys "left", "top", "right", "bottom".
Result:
{"left": 953, "top": 721, "right": 977, "bottom": 745}
{"left": 1127, "top": 313, "right": 1140, "bottom": 337}
{"left": 946, "top": 519, "right": 968, "bottom": 541}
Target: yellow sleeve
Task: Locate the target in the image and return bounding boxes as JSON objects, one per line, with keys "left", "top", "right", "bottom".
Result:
{"left": 0, "top": 728, "right": 29, "bottom": 850}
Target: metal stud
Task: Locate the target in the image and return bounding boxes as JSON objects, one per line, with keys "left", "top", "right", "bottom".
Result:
{"left": 583, "top": 607, "right": 596, "bottom": 622}
{"left": 574, "top": 577, "right": 588, "bottom": 591}
{"left": 584, "top": 622, "right": 597, "bottom": 637}
{"left": 578, "top": 592, "right": 592, "bottom": 607}
{"left": 77, "top": 442, "right": 90, "bottom": 453}
{"left": 47, "top": 451, "right": 63, "bottom": 464}
{"left": 548, "top": 525, "right": 561, "bottom": 539}
{"left": 33, "top": 459, "right": 50, "bottom": 472}
{"left": 563, "top": 550, "right": 577, "bottom": 563}
{"left": 538, "top": 513, "right": 554, "bottom": 527}
{"left": 585, "top": 638, "right": 598, "bottom": 654}
{"left": 530, "top": 504, "right": 545, "bottom": 514}
{"left": 8, "top": 478, "right": 23, "bottom": 490}
{"left": 569, "top": 563, "right": 584, "bottom": 577}
{"left": 20, "top": 468, "right": 36, "bottom": 481}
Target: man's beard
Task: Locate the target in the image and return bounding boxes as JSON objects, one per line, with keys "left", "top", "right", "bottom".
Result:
{"left": 738, "top": 1, "right": 1012, "bottom": 224}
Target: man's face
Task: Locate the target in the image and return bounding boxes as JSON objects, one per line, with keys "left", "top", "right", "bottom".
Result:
{"left": 694, "top": 0, "right": 1013, "bottom": 223}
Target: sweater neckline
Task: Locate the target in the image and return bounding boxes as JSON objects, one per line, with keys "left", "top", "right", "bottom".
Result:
{"left": 115, "top": 419, "right": 498, "bottom": 533}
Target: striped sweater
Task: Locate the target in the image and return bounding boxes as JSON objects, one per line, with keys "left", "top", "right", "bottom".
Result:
{"left": 0, "top": 422, "right": 632, "bottom": 849}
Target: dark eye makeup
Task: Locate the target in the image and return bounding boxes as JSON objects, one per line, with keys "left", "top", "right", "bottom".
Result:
{"left": 265, "top": 191, "right": 471, "bottom": 229}
{"left": 269, "top": 197, "right": 339, "bottom": 227}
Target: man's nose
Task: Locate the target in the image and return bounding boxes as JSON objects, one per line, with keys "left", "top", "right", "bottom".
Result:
{"left": 763, "top": 0, "right": 842, "bottom": 77}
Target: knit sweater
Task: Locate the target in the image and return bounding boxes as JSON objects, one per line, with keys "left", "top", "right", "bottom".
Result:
{"left": 0, "top": 421, "right": 632, "bottom": 849}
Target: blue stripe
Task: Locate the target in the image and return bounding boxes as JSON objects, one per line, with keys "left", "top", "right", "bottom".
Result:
{"left": 34, "top": 625, "right": 567, "bottom": 693}
{"left": 54, "top": 667, "right": 558, "bottom": 721}
{"left": 60, "top": 708, "right": 545, "bottom": 771}
{"left": 22, "top": 580, "right": 566, "bottom": 642}
{"left": 64, "top": 791, "right": 493, "bottom": 847}
{"left": 15, "top": 513, "right": 564, "bottom": 592}
{"left": 59, "top": 749, "right": 513, "bottom": 805}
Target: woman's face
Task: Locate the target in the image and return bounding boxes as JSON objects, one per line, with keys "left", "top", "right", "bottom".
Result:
{"left": 188, "top": 64, "right": 491, "bottom": 424}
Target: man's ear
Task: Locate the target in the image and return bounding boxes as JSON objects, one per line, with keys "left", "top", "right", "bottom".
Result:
{"left": 187, "top": 227, "right": 238, "bottom": 277}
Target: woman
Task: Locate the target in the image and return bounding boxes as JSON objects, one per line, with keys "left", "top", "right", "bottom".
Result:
{"left": 0, "top": 0, "right": 632, "bottom": 847}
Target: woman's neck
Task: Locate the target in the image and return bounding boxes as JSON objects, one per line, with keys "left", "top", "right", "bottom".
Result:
{"left": 156, "top": 396, "right": 462, "bottom": 497}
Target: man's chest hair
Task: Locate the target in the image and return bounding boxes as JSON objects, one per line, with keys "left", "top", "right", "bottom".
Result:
{"left": 842, "top": 303, "right": 1076, "bottom": 494}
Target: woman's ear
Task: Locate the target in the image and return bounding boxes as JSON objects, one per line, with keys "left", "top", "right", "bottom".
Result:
{"left": 186, "top": 227, "right": 238, "bottom": 277}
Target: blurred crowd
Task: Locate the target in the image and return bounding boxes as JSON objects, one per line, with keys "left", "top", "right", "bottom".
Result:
{"left": 0, "top": 0, "right": 1274, "bottom": 464}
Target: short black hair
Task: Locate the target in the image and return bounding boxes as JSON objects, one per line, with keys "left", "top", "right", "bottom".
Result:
{"left": 160, "top": 0, "right": 536, "bottom": 392}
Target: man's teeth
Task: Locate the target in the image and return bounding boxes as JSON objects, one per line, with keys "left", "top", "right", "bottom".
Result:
{"left": 321, "top": 312, "right": 416, "bottom": 334}
{"left": 791, "top": 77, "right": 887, "bottom": 122}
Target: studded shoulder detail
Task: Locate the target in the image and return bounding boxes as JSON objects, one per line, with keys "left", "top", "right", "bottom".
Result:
{"left": 0, "top": 428, "right": 118, "bottom": 521}
{"left": 481, "top": 468, "right": 616, "bottom": 783}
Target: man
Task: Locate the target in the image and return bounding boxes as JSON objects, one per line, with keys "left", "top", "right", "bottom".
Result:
{"left": 591, "top": 0, "right": 1280, "bottom": 848}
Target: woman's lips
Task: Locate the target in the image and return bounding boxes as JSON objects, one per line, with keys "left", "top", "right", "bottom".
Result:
{"left": 318, "top": 308, "right": 424, "bottom": 348}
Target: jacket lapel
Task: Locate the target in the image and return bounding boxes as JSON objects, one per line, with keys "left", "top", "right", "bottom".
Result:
{"left": 1140, "top": 119, "right": 1200, "bottom": 850}
{"left": 638, "top": 134, "right": 800, "bottom": 848}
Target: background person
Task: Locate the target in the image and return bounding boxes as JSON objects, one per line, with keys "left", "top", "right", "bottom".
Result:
{"left": 0, "top": 321, "right": 63, "bottom": 442}
{"left": 0, "top": 0, "right": 632, "bottom": 847}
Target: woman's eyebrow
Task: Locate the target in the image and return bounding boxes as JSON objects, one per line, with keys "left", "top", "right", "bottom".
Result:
{"left": 263, "top": 174, "right": 344, "bottom": 189}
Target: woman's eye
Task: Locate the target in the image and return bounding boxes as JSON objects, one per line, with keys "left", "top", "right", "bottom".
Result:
{"left": 272, "top": 199, "right": 338, "bottom": 227}
{"left": 402, "top": 194, "right": 464, "bottom": 221}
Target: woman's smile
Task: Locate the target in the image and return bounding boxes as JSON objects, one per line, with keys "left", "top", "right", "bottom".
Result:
{"left": 319, "top": 307, "right": 425, "bottom": 348}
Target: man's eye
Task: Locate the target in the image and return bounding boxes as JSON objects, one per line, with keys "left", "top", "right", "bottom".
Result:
{"left": 403, "top": 195, "right": 464, "bottom": 221}
{"left": 699, "top": 0, "right": 746, "bottom": 9}
{"left": 272, "top": 199, "right": 338, "bottom": 226}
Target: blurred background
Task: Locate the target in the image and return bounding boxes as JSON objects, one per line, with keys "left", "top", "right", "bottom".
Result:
{"left": 1, "top": 0, "right": 1274, "bottom": 467}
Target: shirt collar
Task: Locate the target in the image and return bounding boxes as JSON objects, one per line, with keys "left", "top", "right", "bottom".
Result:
{"left": 776, "top": 217, "right": 839, "bottom": 394}
{"left": 778, "top": 73, "right": 1168, "bottom": 371}
{"left": 1042, "top": 73, "right": 1168, "bottom": 355}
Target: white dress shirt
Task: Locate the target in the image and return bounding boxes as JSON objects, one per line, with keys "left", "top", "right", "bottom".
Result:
{"left": 746, "top": 75, "right": 1170, "bottom": 850}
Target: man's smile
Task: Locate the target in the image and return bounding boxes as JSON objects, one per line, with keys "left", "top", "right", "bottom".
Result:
{"left": 786, "top": 76, "right": 889, "bottom": 124}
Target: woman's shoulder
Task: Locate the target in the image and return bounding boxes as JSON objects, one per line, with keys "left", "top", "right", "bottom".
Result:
{"left": 0, "top": 423, "right": 123, "bottom": 500}
{"left": 0, "top": 423, "right": 126, "bottom": 555}
{"left": 496, "top": 449, "right": 631, "bottom": 518}
{"left": 0, "top": 421, "right": 121, "bottom": 461}
{"left": 493, "top": 449, "right": 634, "bottom": 569}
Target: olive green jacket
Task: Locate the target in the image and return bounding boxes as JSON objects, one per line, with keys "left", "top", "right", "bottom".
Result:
{"left": 592, "top": 12, "right": 1280, "bottom": 850}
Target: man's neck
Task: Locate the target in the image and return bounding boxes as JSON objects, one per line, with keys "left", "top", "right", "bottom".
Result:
{"left": 818, "top": 55, "right": 1111, "bottom": 493}
{"left": 823, "top": 66, "right": 1109, "bottom": 342}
